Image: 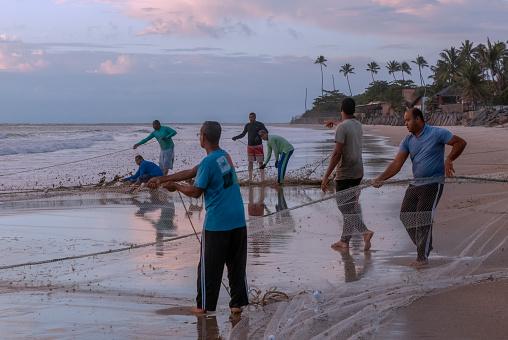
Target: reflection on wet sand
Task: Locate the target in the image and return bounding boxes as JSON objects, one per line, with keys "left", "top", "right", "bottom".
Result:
{"left": 334, "top": 239, "right": 372, "bottom": 283}
{"left": 248, "top": 185, "right": 266, "bottom": 217}
{"left": 196, "top": 315, "right": 224, "bottom": 340}
{"left": 132, "top": 191, "right": 176, "bottom": 256}
{"left": 248, "top": 185, "right": 268, "bottom": 258}
{"left": 248, "top": 186, "right": 297, "bottom": 258}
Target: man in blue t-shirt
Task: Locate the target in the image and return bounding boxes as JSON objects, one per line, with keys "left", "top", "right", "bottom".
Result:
{"left": 373, "top": 108, "right": 467, "bottom": 268}
{"left": 148, "top": 121, "right": 248, "bottom": 315}
{"left": 122, "top": 155, "right": 163, "bottom": 184}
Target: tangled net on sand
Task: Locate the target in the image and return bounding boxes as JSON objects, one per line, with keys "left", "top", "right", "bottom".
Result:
{"left": 249, "top": 287, "right": 290, "bottom": 306}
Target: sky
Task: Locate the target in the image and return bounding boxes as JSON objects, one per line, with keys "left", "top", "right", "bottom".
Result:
{"left": 0, "top": 0, "right": 507, "bottom": 123}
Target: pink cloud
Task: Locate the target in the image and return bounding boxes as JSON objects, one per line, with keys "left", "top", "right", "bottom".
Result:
{"left": 98, "top": 54, "right": 132, "bottom": 74}
{"left": 53, "top": 0, "right": 508, "bottom": 54}
{"left": 372, "top": 0, "right": 466, "bottom": 16}
{"left": 0, "top": 33, "right": 17, "bottom": 42}
{"left": 0, "top": 38, "right": 48, "bottom": 72}
{"left": 84, "top": 0, "right": 505, "bottom": 40}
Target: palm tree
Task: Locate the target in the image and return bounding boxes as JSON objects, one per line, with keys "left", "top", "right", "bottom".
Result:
{"left": 482, "top": 39, "right": 506, "bottom": 89}
{"left": 400, "top": 62, "right": 412, "bottom": 82}
{"left": 474, "top": 43, "right": 489, "bottom": 79}
{"left": 366, "top": 61, "right": 380, "bottom": 83}
{"left": 411, "top": 55, "right": 429, "bottom": 87}
{"left": 432, "top": 47, "right": 461, "bottom": 86}
{"left": 460, "top": 40, "right": 475, "bottom": 63}
{"left": 466, "top": 38, "right": 507, "bottom": 99}
{"left": 314, "top": 55, "right": 328, "bottom": 96}
{"left": 386, "top": 60, "right": 401, "bottom": 82}
{"left": 339, "top": 63, "right": 355, "bottom": 96}
{"left": 456, "top": 61, "right": 487, "bottom": 108}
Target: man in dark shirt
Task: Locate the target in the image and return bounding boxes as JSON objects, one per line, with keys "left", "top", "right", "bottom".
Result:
{"left": 232, "top": 112, "right": 268, "bottom": 182}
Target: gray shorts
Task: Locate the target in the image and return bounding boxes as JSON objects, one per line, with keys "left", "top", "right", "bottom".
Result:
{"left": 159, "top": 147, "right": 174, "bottom": 172}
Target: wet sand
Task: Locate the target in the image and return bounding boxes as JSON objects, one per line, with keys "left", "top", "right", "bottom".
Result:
{"left": 0, "top": 185, "right": 415, "bottom": 339}
{"left": 364, "top": 125, "right": 508, "bottom": 340}
{"left": 1, "top": 125, "right": 507, "bottom": 339}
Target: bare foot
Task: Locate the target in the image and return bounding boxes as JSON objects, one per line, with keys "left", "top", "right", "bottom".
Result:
{"left": 190, "top": 307, "right": 206, "bottom": 315}
{"left": 229, "top": 309, "right": 242, "bottom": 326}
{"left": 410, "top": 259, "right": 429, "bottom": 268}
{"left": 363, "top": 231, "right": 374, "bottom": 251}
{"left": 230, "top": 307, "right": 242, "bottom": 314}
{"left": 331, "top": 241, "right": 349, "bottom": 250}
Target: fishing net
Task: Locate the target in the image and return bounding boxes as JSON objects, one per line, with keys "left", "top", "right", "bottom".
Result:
{"left": 1, "top": 125, "right": 508, "bottom": 338}
{"left": 1, "top": 174, "right": 508, "bottom": 338}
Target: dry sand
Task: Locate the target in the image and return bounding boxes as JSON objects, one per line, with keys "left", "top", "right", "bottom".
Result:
{"left": 364, "top": 125, "right": 508, "bottom": 176}
{"left": 364, "top": 125, "right": 508, "bottom": 340}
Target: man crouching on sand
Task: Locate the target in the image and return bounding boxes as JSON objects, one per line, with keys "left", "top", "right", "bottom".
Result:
{"left": 373, "top": 107, "right": 466, "bottom": 268}
{"left": 148, "top": 121, "right": 249, "bottom": 315}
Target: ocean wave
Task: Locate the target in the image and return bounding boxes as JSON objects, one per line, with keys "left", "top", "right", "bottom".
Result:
{"left": 0, "top": 133, "right": 28, "bottom": 140}
{"left": 0, "top": 134, "right": 115, "bottom": 156}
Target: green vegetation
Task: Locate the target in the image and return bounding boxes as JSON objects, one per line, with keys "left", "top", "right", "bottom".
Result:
{"left": 308, "top": 38, "right": 508, "bottom": 114}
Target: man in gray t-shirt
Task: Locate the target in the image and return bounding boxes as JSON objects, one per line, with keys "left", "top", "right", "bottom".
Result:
{"left": 334, "top": 118, "right": 364, "bottom": 180}
{"left": 322, "top": 98, "right": 373, "bottom": 251}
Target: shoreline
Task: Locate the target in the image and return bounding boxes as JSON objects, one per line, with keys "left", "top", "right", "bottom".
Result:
{"left": 362, "top": 124, "right": 508, "bottom": 339}
{"left": 0, "top": 124, "right": 507, "bottom": 338}
{"left": 364, "top": 125, "right": 508, "bottom": 177}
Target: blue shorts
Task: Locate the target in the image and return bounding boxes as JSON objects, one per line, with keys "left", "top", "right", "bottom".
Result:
{"left": 159, "top": 147, "right": 174, "bottom": 172}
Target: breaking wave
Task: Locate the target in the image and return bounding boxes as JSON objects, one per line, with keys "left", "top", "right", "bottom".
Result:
{"left": 0, "top": 133, "right": 114, "bottom": 156}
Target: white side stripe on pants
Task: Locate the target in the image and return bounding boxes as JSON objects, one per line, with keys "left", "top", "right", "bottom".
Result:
{"left": 201, "top": 230, "right": 206, "bottom": 309}
{"left": 425, "top": 183, "right": 442, "bottom": 257}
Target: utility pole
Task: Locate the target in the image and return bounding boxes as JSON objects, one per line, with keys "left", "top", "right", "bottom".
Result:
{"left": 305, "top": 87, "right": 308, "bottom": 111}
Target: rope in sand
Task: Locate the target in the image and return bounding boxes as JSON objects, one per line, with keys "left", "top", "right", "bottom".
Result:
{"left": 249, "top": 287, "right": 290, "bottom": 306}
{"left": 0, "top": 175, "right": 506, "bottom": 271}
{"left": 0, "top": 178, "right": 397, "bottom": 270}
{"left": 0, "top": 232, "right": 198, "bottom": 271}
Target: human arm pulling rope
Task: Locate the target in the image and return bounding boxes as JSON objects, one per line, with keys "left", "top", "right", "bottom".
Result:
{"left": 133, "top": 132, "right": 154, "bottom": 149}
{"left": 445, "top": 135, "right": 467, "bottom": 177}
{"left": 165, "top": 182, "right": 203, "bottom": 199}
{"left": 260, "top": 140, "right": 273, "bottom": 169}
{"left": 147, "top": 166, "right": 198, "bottom": 188}
{"left": 373, "top": 151, "right": 409, "bottom": 187}
{"left": 162, "top": 126, "right": 177, "bottom": 141}
{"left": 321, "top": 142, "right": 344, "bottom": 192}
{"left": 232, "top": 124, "right": 248, "bottom": 141}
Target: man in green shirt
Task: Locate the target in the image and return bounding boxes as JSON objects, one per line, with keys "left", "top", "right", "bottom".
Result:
{"left": 133, "top": 120, "right": 177, "bottom": 175}
{"left": 259, "top": 130, "right": 294, "bottom": 185}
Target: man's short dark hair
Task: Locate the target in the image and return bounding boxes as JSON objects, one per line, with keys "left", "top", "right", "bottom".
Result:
{"left": 341, "top": 98, "right": 355, "bottom": 116}
{"left": 409, "top": 108, "right": 425, "bottom": 122}
{"left": 135, "top": 155, "right": 143, "bottom": 161}
{"left": 202, "top": 121, "right": 221, "bottom": 145}
{"left": 153, "top": 120, "right": 160, "bottom": 125}
{"left": 249, "top": 112, "right": 256, "bottom": 117}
